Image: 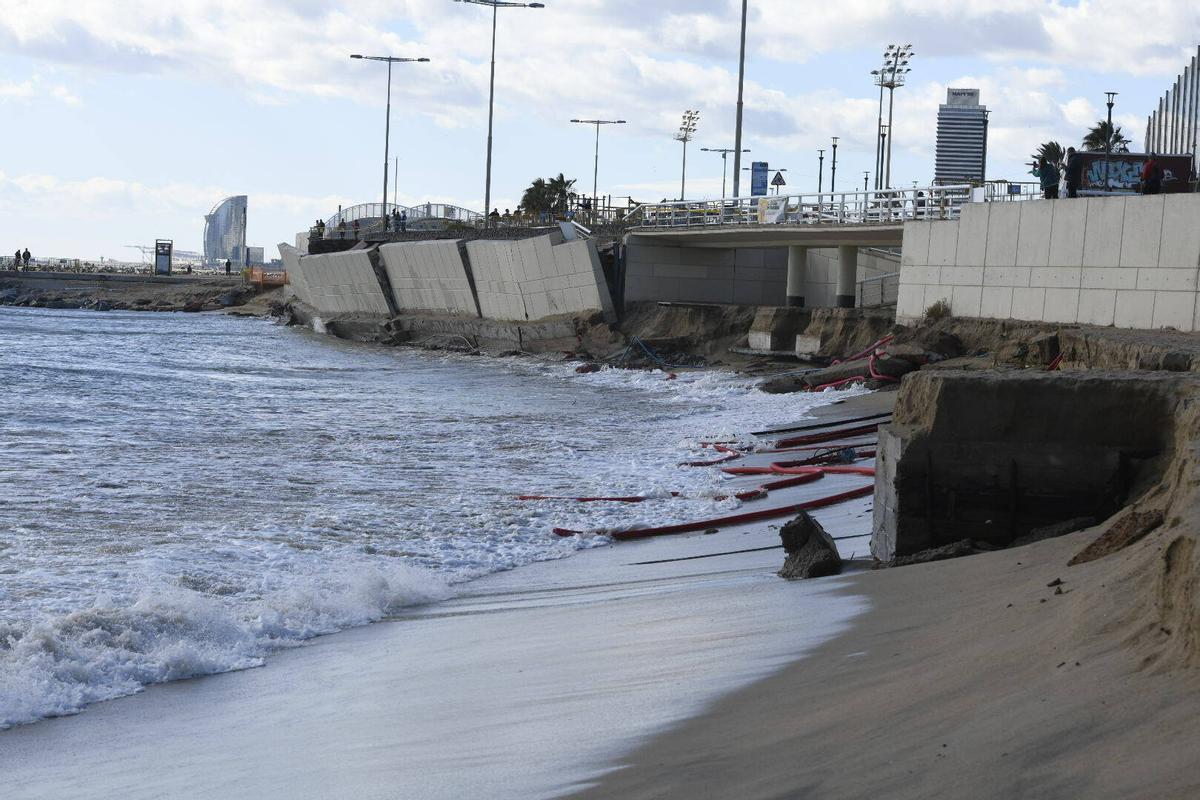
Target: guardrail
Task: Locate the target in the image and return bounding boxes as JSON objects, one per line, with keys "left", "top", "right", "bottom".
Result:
{"left": 858, "top": 271, "right": 900, "bottom": 308}
{"left": 628, "top": 185, "right": 974, "bottom": 229}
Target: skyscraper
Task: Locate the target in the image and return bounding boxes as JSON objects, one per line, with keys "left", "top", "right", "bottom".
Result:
{"left": 203, "top": 195, "right": 247, "bottom": 265}
{"left": 934, "top": 88, "right": 988, "bottom": 184}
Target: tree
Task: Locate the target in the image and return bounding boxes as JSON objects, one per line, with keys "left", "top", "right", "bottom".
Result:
{"left": 1082, "top": 121, "right": 1131, "bottom": 153}
{"left": 1031, "top": 140, "right": 1065, "bottom": 168}
{"left": 520, "top": 173, "right": 577, "bottom": 217}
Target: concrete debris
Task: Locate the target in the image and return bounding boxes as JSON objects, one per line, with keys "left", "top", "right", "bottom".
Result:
{"left": 778, "top": 511, "right": 842, "bottom": 580}
{"left": 1069, "top": 509, "right": 1165, "bottom": 566}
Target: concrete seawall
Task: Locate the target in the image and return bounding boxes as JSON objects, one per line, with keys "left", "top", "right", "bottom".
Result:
{"left": 897, "top": 195, "right": 1200, "bottom": 330}
{"left": 280, "top": 234, "right": 615, "bottom": 344}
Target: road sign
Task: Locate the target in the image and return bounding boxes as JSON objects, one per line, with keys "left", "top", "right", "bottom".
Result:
{"left": 771, "top": 171, "right": 787, "bottom": 187}
{"left": 751, "top": 162, "right": 769, "bottom": 196}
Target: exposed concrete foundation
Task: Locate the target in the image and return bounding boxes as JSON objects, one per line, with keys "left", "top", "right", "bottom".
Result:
{"left": 786, "top": 246, "right": 807, "bottom": 307}
{"left": 836, "top": 245, "right": 857, "bottom": 308}
{"left": 872, "top": 370, "right": 1183, "bottom": 561}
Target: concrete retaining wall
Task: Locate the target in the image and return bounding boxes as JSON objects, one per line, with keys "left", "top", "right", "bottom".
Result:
{"left": 896, "top": 195, "right": 1200, "bottom": 329}
{"left": 379, "top": 240, "right": 478, "bottom": 317}
{"left": 466, "top": 235, "right": 615, "bottom": 322}
{"left": 624, "top": 245, "right": 897, "bottom": 307}
{"left": 283, "top": 246, "right": 391, "bottom": 317}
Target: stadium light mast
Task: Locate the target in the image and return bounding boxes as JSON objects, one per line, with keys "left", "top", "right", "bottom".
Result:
{"left": 675, "top": 110, "right": 700, "bottom": 200}
{"left": 454, "top": 0, "right": 546, "bottom": 225}
{"left": 350, "top": 54, "right": 430, "bottom": 222}
{"left": 872, "top": 44, "right": 914, "bottom": 189}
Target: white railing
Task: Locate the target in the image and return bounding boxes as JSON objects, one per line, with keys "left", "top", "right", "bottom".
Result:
{"left": 629, "top": 185, "right": 974, "bottom": 229}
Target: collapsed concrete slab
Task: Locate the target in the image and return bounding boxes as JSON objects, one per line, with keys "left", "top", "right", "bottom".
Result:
{"left": 466, "top": 234, "right": 615, "bottom": 323}
{"left": 872, "top": 370, "right": 1187, "bottom": 561}
{"left": 379, "top": 240, "right": 480, "bottom": 317}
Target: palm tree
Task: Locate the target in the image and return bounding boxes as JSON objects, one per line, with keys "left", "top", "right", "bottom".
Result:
{"left": 1082, "top": 121, "right": 1131, "bottom": 153}
{"left": 521, "top": 178, "right": 551, "bottom": 216}
{"left": 545, "top": 173, "right": 577, "bottom": 215}
{"left": 1031, "top": 140, "right": 1065, "bottom": 169}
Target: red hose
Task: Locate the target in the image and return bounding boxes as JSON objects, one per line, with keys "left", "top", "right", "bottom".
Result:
{"left": 553, "top": 483, "right": 874, "bottom": 540}
{"left": 832, "top": 334, "right": 895, "bottom": 365}
{"left": 775, "top": 423, "right": 881, "bottom": 448}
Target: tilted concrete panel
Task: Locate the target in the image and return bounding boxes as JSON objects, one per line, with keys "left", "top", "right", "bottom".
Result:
{"left": 287, "top": 247, "right": 390, "bottom": 317}
{"left": 467, "top": 235, "right": 614, "bottom": 322}
{"left": 379, "top": 240, "right": 478, "bottom": 317}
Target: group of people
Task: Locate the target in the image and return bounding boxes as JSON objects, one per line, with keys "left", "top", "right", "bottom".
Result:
{"left": 1032, "top": 147, "right": 1165, "bottom": 200}
{"left": 10, "top": 248, "right": 31, "bottom": 270}
{"left": 310, "top": 209, "right": 409, "bottom": 242}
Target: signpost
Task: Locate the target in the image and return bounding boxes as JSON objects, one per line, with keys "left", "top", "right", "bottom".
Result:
{"left": 154, "top": 239, "right": 173, "bottom": 276}
{"left": 771, "top": 171, "right": 787, "bottom": 194}
{"left": 751, "top": 161, "right": 769, "bottom": 196}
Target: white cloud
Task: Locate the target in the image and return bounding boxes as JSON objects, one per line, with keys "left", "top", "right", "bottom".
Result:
{"left": 0, "top": 74, "right": 79, "bottom": 105}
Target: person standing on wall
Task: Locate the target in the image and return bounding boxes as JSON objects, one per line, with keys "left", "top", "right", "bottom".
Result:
{"left": 13, "top": 249, "right": 20, "bottom": 270}
{"left": 1140, "top": 154, "right": 1163, "bottom": 195}
{"left": 400, "top": 211, "right": 407, "bottom": 233}
{"left": 22, "top": 248, "right": 31, "bottom": 269}
{"left": 1065, "top": 147, "right": 1083, "bottom": 198}
{"left": 225, "top": 259, "right": 231, "bottom": 275}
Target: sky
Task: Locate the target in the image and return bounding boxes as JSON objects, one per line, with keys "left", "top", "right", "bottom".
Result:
{"left": 1, "top": 0, "right": 1199, "bottom": 261}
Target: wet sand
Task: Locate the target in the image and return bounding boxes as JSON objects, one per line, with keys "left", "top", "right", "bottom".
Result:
{"left": 570, "top": 527, "right": 1200, "bottom": 799}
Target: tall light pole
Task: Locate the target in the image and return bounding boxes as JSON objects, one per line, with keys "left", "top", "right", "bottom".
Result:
{"left": 863, "top": 171, "right": 870, "bottom": 191}
{"left": 350, "top": 54, "right": 430, "bottom": 221}
{"left": 731, "top": 0, "right": 749, "bottom": 197}
{"left": 701, "top": 147, "right": 750, "bottom": 198}
{"left": 818, "top": 149, "right": 825, "bottom": 193}
{"left": 830, "top": 136, "right": 839, "bottom": 192}
{"left": 571, "top": 118, "right": 625, "bottom": 216}
{"left": 675, "top": 110, "right": 700, "bottom": 200}
{"left": 1105, "top": 91, "right": 1118, "bottom": 192}
{"left": 873, "top": 44, "right": 913, "bottom": 189}
{"left": 454, "top": 0, "right": 545, "bottom": 224}
{"left": 981, "top": 109, "right": 991, "bottom": 183}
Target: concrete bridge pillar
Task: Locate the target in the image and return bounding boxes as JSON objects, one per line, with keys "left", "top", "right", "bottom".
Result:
{"left": 836, "top": 245, "right": 858, "bottom": 308}
{"left": 786, "top": 246, "right": 807, "bottom": 307}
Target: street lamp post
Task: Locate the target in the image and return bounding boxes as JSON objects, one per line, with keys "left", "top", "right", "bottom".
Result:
{"left": 863, "top": 171, "right": 870, "bottom": 191}
{"left": 818, "top": 149, "right": 825, "bottom": 193}
{"left": 732, "top": 0, "right": 749, "bottom": 197}
{"left": 1105, "top": 91, "right": 1118, "bottom": 192}
{"left": 701, "top": 147, "right": 750, "bottom": 198}
{"left": 571, "top": 118, "right": 625, "bottom": 218}
{"left": 350, "top": 54, "right": 430, "bottom": 223}
{"left": 674, "top": 110, "right": 700, "bottom": 200}
{"left": 981, "top": 109, "right": 991, "bottom": 183}
{"left": 831, "top": 136, "right": 839, "bottom": 192}
{"left": 872, "top": 44, "right": 913, "bottom": 190}
{"left": 454, "top": 0, "right": 545, "bottom": 225}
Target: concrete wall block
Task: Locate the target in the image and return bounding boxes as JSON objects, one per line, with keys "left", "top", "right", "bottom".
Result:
{"left": 1028, "top": 266, "right": 1082, "bottom": 288}
{"left": 1153, "top": 291, "right": 1197, "bottom": 330}
{"left": 733, "top": 248, "right": 765, "bottom": 268}
{"left": 896, "top": 283, "right": 927, "bottom": 319}
{"left": 1077, "top": 288, "right": 1117, "bottom": 325}
{"left": 922, "top": 283, "right": 953, "bottom": 310}
{"left": 940, "top": 265, "right": 984, "bottom": 286}
{"left": 901, "top": 265, "right": 940, "bottom": 285}
{"left": 901, "top": 222, "right": 932, "bottom": 267}
{"left": 951, "top": 285, "right": 983, "bottom": 317}
{"left": 1137, "top": 267, "right": 1197, "bottom": 292}
{"left": 955, "top": 203, "right": 990, "bottom": 267}
{"left": 1081, "top": 196, "right": 1126, "bottom": 268}
{"left": 1159, "top": 194, "right": 1200, "bottom": 268}
{"left": 1015, "top": 200, "right": 1053, "bottom": 268}
{"left": 983, "top": 266, "right": 1031, "bottom": 287}
{"left": 927, "top": 222, "right": 959, "bottom": 267}
{"left": 626, "top": 244, "right": 681, "bottom": 265}
{"left": 1042, "top": 288, "right": 1080, "bottom": 323}
{"left": 1080, "top": 266, "right": 1138, "bottom": 290}
{"left": 762, "top": 248, "right": 789, "bottom": 268}
{"left": 1119, "top": 194, "right": 1165, "bottom": 268}
{"left": 984, "top": 203, "right": 1021, "bottom": 268}
{"left": 653, "top": 262, "right": 704, "bottom": 280}
{"left": 1047, "top": 200, "right": 1086, "bottom": 267}
{"left": 1114, "top": 290, "right": 1156, "bottom": 328}
{"left": 1010, "top": 287, "right": 1047, "bottom": 321}
{"left": 980, "top": 286, "right": 1014, "bottom": 319}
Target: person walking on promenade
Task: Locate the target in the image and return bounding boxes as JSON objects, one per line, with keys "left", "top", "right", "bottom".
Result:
{"left": 1065, "top": 147, "right": 1083, "bottom": 198}
{"left": 225, "top": 259, "right": 231, "bottom": 275}
{"left": 352, "top": 219, "right": 361, "bottom": 239}
{"left": 391, "top": 208, "right": 401, "bottom": 232}
{"left": 1033, "top": 157, "right": 1060, "bottom": 199}
{"left": 1141, "top": 154, "right": 1163, "bottom": 195}
{"left": 337, "top": 219, "right": 347, "bottom": 239}
{"left": 22, "top": 248, "right": 31, "bottom": 269}
{"left": 400, "top": 210, "right": 407, "bottom": 233}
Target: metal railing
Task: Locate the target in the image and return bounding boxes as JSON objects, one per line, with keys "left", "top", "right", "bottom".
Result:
{"left": 628, "top": 185, "right": 974, "bottom": 229}
{"left": 858, "top": 271, "right": 900, "bottom": 308}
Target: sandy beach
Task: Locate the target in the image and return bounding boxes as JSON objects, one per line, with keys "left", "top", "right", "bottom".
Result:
{"left": 572, "top": 526, "right": 1200, "bottom": 799}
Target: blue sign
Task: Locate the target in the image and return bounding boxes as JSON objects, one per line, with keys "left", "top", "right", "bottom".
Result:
{"left": 751, "top": 162, "right": 769, "bottom": 196}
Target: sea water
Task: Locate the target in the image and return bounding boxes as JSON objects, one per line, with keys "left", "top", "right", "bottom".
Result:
{"left": 0, "top": 306, "right": 836, "bottom": 729}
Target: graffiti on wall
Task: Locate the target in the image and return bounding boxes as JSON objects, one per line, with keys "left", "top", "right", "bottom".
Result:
{"left": 1078, "top": 153, "right": 1193, "bottom": 193}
